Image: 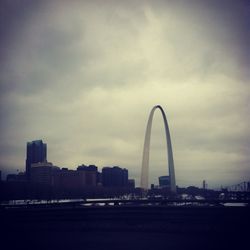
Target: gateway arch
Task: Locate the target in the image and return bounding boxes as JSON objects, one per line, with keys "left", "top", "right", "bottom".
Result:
{"left": 140, "top": 105, "right": 176, "bottom": 192}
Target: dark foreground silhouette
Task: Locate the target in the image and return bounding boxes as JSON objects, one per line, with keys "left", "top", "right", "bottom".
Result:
{"left": 1, "top": 205, "right": 249, "bottom": 250}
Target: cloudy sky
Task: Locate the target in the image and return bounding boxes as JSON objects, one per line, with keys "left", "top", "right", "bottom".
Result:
{"left": 0, "top": 0, "right": 249, "bottom": 188}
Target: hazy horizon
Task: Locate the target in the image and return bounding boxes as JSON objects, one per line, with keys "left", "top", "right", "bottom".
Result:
{"left": 0, "top": 0, "right": 249, "bottom": 188}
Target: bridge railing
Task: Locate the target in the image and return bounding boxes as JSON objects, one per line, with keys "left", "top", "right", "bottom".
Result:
{"left": 1, "top": 198, "right": 250, "bottom": 209}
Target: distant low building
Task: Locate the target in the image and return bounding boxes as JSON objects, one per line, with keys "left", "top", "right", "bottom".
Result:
{"left": 159, "top": 176, "right": 170, "bottom": 188}
{"left": 97, "top": 172, "right": 102, "bottom": 186}
{"left": 102, "top": 166, "right": 128, "bottom": 187}
{"left": 77, "top": 164, "right": 97, "bottom": 172}
{"left": 6, "top": 174, "right": 18, "bottom": 182}
{"left": 30, "top": 162, "right": 60, "bottom": 186}
{"left": 16, "top": 172, "right": 26, "bottom": 181}
{"left": 6, "top": 172, "right": 26, "bottom": 182}
{"left": 77, "top": 164, "right": 98, "bottom": 186}
{"left": 30, "top": 162, "right": 98, "bottom": 189}
{"left": 128, "top": 179, "right": 135, "bottom": 188}
{"left": 54, "top": 165, "right": 97, "bottom": 189}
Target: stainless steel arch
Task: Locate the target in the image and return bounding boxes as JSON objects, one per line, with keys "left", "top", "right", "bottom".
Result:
{"left": 140, "top": 105, "right": 176, "bottom": 192}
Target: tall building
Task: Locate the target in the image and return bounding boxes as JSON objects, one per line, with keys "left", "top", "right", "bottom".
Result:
{"left": 102, "top": 166, "right": 128, "bottom": 187}
{"left": 6, "top": 172, "right": 26, "bottom": 182}
{"left": 26, "top": 140, "right": 47, "bottom": 180}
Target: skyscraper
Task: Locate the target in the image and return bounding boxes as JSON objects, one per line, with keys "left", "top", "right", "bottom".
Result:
{"left": 26, "top": 140, "right": 47, "bottom": 180}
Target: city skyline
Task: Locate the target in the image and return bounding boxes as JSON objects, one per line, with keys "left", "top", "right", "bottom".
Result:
{"left": 0, "top": 0, "right": 249, "bottom": 188}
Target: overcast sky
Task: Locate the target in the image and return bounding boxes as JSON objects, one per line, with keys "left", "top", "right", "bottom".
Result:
{"left": 0, "top": 0, "right": 249, "bottom": 188}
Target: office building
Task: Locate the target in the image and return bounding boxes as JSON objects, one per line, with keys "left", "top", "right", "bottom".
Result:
{"left": 77, "top": 164, "right": 98, "bottom": 186}
{"left": 159, "top": 176, "right": 170, "bottom": 188}
{"left": 128, "top": 179, "right": 135, "bottom": 188}
{"left": 97, "top": 172, "right": 102, "bottom": 186}
{"left": 30, "top": 162, "right": 59, "bottom": 186}
{"left": 26, "top": 140, "right": 47, "bottom": 180}
{"left": 54, "top": 168, "right": 96, "bottom": 189}
{"left": 6, "top": 172, "right": 26, "bottom": 182}
{"left": 102, "top": 166, "right": 128, "bottom": 187}
{"left": 6, "top": 174, "right": 18, "bottom": 182}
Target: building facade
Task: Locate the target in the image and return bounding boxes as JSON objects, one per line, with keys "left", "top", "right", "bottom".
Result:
{"left": 102, "top": 166, "right": 128, "bottom": 187}
{"left": 77, "top": 164, "right": 98, "bottom": 186}
{"left": 128, "top": 179, "right": 135, "bottom": 188}
{"left": 54, "top": 167, "right": 97, "bottom": 189}
{"left": 158, "top": 175, "right": 170, "bottom": 188}
{"left": 30, "top": 162, "right": 59, "bottom": 186}
{"left": 26, "top": 140, "right": 47, "bottom": 180}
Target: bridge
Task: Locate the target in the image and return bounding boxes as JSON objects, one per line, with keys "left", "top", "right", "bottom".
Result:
{"left": 1, "top": 198, "right": 250, "bottom": 210}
